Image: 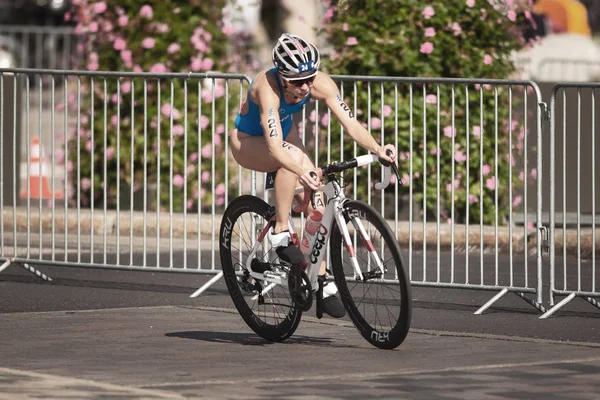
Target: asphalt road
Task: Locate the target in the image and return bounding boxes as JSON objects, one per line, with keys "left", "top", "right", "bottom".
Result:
{"left": 1, "top": 246, "right": 600, "bottom": 399}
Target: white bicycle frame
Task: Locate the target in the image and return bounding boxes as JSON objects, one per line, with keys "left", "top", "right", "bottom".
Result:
{"left": 245, "top": 154, "right": 394, "bottom": 293}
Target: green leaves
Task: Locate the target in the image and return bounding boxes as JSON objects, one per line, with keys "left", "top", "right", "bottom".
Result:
{"left": 319, "top": 0, "right": 529, "bottom": 225}
{"left": 66, "top": 0, "right": 247, "bottom": 212}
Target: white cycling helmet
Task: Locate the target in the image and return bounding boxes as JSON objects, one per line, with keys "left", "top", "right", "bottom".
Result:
{"left": 272, "top": 33, "right": 321, "bottom": 79}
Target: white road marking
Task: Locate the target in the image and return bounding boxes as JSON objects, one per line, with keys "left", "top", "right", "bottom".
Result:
{"left": 141, "top": 355, "right": 600, "bottom": 388}
{"left": 0, "top": 367, "right": 183, "bottom": 399}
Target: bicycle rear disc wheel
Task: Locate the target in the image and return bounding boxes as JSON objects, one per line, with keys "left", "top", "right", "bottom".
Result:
{"left": 330, "top": 200, "right": 412, "bottom": 349}
{"left": 220, "top": 195, "right": 302, "bottom": 342}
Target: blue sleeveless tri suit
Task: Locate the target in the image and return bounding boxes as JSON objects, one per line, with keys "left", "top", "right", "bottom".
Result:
{"left": 234, "top": 68, "right": 311, "bottom": 140}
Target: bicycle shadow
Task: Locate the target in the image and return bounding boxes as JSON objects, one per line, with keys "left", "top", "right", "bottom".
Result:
{"left": 165, "top": 330, "right": 361, "bottom": 348}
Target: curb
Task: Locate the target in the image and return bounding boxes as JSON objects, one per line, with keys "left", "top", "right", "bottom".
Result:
{"left": 2, "top": 206, "right": 598, "bottom": 257}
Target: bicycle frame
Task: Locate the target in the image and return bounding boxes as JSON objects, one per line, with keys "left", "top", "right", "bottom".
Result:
{"left": 245, "top": 154, "right": 390, "bottom": 292}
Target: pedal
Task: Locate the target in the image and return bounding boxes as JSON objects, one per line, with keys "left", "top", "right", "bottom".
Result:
{"left": 358, "top": 268, "right": 384, "bottom": 282}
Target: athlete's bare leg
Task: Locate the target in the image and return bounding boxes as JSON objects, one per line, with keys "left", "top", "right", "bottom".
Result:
{"left": 230, "top": 129, "right": 330, "bottom": 280}
{"left": 230, "top": 127, "right": 313, "bottom": 234}
{"left": 230, "top": 126, "right": 328, "bottom": 275}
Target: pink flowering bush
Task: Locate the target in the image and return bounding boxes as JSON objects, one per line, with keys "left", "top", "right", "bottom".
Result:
{"left": 318, "top": 0, "right": 534, "bottom": 225}
{"left": 65, "top": 1, "right": 252, "bottom": 212}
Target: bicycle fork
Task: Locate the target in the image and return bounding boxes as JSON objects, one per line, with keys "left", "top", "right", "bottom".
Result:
{"left": 336, "top": 208, "right": 386, "bottom": 282}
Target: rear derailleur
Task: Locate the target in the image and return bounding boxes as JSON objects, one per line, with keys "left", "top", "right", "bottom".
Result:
{"left": 239, "top": 258, "right": 273, "bottom": 300}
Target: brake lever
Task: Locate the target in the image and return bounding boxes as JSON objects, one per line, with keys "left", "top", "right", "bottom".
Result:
{"left": 378, "top": 149, "right": 403, "bottom": 186}
{"left": 391, "top": 162, "right": 403, "bottom": 186}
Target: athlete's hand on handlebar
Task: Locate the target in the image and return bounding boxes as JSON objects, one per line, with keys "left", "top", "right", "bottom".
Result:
{"left": 298, "top": 168, "right": 321, "bottom": 191}
{"left": 374, "top": 144, "right": 397, "bottom": 165}
{"left": 373, "top": 145, "right": 403, "bottom": 189}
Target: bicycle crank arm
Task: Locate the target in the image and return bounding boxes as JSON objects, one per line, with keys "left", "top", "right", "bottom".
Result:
{"left": 356, "top": 267, "right": 387, "bottom": 282}
{"left": 251, "top": 282, "right": 277, "bottom": 301}
{"left": 316, "top": 277, "right": 324, "bottom": 319}
{"left": 248, "top": 271, "right": 286, "bottom": 286}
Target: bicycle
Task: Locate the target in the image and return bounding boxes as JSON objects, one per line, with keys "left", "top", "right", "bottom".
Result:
{"left": 219, "top": 152, "right": 412, "bottom": 349}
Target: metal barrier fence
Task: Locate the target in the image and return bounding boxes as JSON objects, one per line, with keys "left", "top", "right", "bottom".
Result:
{"left": 0, "top": 68, "right": 549, "bottom": 314}
{"left": 0, "top": 25, "right": 86, "bottom": 71}
{"left": 0, "top": 68, "right": 251, "bottom": 284}
{"left": 541, "top": 82, "right": 600, "bottom": 318}
{"left": 297, "top": 75, "right": 546, "bottom": 313}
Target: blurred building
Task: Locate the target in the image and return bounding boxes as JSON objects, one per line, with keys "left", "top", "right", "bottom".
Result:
{"left": 224, "top": 0, "right": 325, "bottom": 71}
{"left": 0, "top": 0, "right": 71, "bottom": 26}
{"left": 0, "top": 0, "right": 76, "bottom": 70}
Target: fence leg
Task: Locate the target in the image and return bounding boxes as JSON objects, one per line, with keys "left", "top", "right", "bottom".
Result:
{"left": 539, "top": 292, "right": 577, "bottom": 319}
{"left": 21, "top": 263, "right": 53, "bottom": 282}
{"left": 585, "top": 296, "right": 600, "bottom": 310}
{"left": 0, "top": 259, "right": 12, "bottom": 274}
{"left": 474, "top": 288, "right": 509, "bottom": 315}
{"left": 513, "top": 292, "right": 546, "bottom": 313}
{"left": 190, "top": 271, "right": 223, "bottom": 298}
{"left": 0, "top": 259, "right": 53, "bottom": 282}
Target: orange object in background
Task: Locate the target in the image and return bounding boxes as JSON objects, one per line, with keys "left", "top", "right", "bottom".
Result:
{"left": 534, "top": 0, "right": 592, "bottom": 36}
{"left": 19, "top": 136, "right": 64, "bottom": 200}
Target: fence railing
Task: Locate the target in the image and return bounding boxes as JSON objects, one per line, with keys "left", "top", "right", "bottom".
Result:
{"left": 541, "top": 82, "right": 600, "bottom": 318}
{"left": 307, "top": 75, "right": 546, "bottom": 313}
{"left": 0, "top": 68, "right": 251, "bottom": 278}
{"left": 1, "top": 67, "right": 598, "bottom": 317}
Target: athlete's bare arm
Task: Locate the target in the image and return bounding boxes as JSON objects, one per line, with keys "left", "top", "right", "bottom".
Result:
{"left": 255, "top": 73, "right": 320, "bottom": 190}
{"left": 310, "top": 72, "right": 396, "bottom": 163}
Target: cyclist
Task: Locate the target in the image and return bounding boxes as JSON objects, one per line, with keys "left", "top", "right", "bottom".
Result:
{"left": 230, "top": 33, "right": 397, "bottom": 318}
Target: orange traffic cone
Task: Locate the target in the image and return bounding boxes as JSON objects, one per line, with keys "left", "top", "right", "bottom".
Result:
{"left": 20, "top": 136, "right": 64, "bottom": 200}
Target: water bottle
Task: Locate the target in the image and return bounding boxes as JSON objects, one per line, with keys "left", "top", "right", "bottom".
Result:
{"left": 300, "top": 210, "right": 323, "bottom": 259}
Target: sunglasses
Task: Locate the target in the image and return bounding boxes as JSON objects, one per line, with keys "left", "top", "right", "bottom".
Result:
{"left": 285, "top": 76, "right": 315, "bottom": 87}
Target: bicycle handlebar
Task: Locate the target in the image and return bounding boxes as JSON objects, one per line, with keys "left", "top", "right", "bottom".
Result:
{"left": 375, "top": 163, "right": 393, "bottom": 191}
{"left": 293, "top": 152, "right": 402, "bottom": 213}
{"left": 322, "top": 152, "right": 402, "bottom": 188}
{"left": 377, "top": 149, "right": 403, "bottom": 189}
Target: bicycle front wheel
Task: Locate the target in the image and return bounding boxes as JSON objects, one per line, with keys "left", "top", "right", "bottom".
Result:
{"left": 220, "top": 195, "right": 302, "bottom": 342}
{"left": 330, "top": 200, "right": 412, "bottom": 349}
